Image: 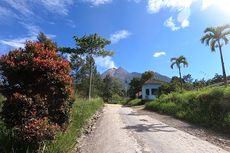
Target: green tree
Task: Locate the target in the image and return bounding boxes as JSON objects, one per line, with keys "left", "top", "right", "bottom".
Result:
{"left": 75, "top": 56, "right": 102, "bottom": 98}
{"left": 159, "top": 76, "right": 181, "bottom": 95}
{"left": 37, "top": 32, "right": 57, "bottom": 49}
{"left": 201, "top": 24, "right": 230, "bottom": 86}
{"left": 102, "top": 75, "right": 113, "bottom": 102}
{"left": 182, "top": 74, "right": 194, "bottom": 90}
{"left": 170, "top": 56, "right": 188, "bottom": 89}
{"left": 183, "top": 74, "right": 193, "bottom": 83}
{"left": 102, "top": 75, "right": 125, "bottom": 103}
{"left": 73, "top": 34, "right": 113, "bottom": 99}
{"left": 141, "top": 71, "right": 155, "bottom": 84}
{"left": 128, "top": 77, "right": 142, "bottom": 99}
{"left": 193, "top": 79, "right": 206, "bottom": 90}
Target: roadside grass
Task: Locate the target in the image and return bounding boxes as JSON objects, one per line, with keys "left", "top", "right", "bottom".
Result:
{"left": 122, "top": 99, "right": 145, "bottom": 106}
{"left": 145, "top": 86, "right": 230, "bottom": 133}
{"left": 44, "top": 98, "right": 104, "bottom": 153}
{"left": 0, "top": 97, "right": 104, "bottom": 153}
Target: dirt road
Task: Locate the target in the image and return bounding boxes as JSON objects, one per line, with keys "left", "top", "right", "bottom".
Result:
{"left": 78, "top": 104, "right": 229, "bottom": 153}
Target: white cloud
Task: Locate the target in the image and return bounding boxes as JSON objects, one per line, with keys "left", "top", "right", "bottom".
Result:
{"left": 0, "top": 22, "right": 56, "bottom": 49}
{"left": 147, "top": 0, "right": 194, "bottom": 30}
{"left": 177, "top": 8, "right": 190, "bottom": 28}
{"left": 84, "top": 0, "right": 112, "bottom": 6}
{"left": 147, "top": 0, "right": 163, "bottom": 13}
{"left": 1, "top": 0, "right": 73, "bottom": 17}
{"left": 39, "top": 0, "right": 73, "bottom": 15}
{"left": 181, "top": 19, "right": 189, "bottom": 28}
{"left": 20, "top": 23, "right": 41, "bottom": 36}
{"left": 0, "top": 6, "right": 17, "bottom": 22}
{"left": 164, "top": 17, "right": 180, "bottom": 31}
{"left": 153, "top": 51, "right": 166, "bottom": 57}
{"left": 0, "top": 36, "right": 35, "bottom": 48}
{"left": 201, "top": 0, "right": 230, "bottom": 14}
{"left": 3, "top": 0, "right": 33, "bottom": 16}
{"left": 147, "top": 0, "right": 194, "bottom": 13}
{"left": 95, "top": 56, "right": 116, "bottom": 69}
{"left": 110, "top": 30, "right": 131, "bottom": 44}
{"left": 0, "top": 33, "right": 56, "bottom": 49}
{"left": 201, "top": 0, "right": 215, "bottom": 10}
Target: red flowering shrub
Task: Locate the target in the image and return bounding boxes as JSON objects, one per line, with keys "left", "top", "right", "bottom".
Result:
{"left": 0, "top": 41, "right": 74, "bottom": 145}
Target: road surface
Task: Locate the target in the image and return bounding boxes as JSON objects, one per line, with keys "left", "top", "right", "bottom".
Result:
{"left": 78, "top": 104, "right": 229, "bottom": 153}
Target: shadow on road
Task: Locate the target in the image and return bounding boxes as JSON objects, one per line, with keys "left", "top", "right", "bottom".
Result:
{"left": 122, "top": 123, "right": 176, "bottom": 133}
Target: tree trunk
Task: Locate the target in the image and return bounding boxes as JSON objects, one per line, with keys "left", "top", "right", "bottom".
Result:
{"left": 218, "top": 40, "right": 228, "bottom": 86}
{"left": 88, "top": 55, "right": 93, "bottom": 100}
{"left": 178, "top": 66, "right": 183, "bottom": 90}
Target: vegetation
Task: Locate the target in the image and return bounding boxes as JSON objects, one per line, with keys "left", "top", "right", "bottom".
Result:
{"left": 0, "top": 41, "right": 74, "bottom": 150}
{"left": 102, "top": 75, "right": 125, "bottom": 103}
{"left": 145, "top": 86, "right": 230, "bottom": 133}
{"left": 37, "top": 32, "right": 57, "bottom": 50}
{"left": 127, "top": 77, "right": 142, "bottom": 99}
{"left": 0, "top": 98, "right": 103, "bottom": 153}
{"left": 159, "top": 76, "right": 182, "bottom": 95}
{"left": 43, "top": 98, "right": 103, "bottom": 153}
{"left": 170, "top": 56, "right": 188, "bottom": 89}
{"left": 122, "top": 99, "right": 145, "bottom": 106}
{"left": 201, "top": 24, "right": 230, "bottom": 85}
{"left": 75, "top": 56, "right": 103, "bottom": 98}
{"left": 1, "top": 21, "right": 230, "bottom": 152}
{"left": 61, "top": 33, "right": 114, "bottom": 99}
{"left": 128, "top": 71, "right": 155, "bottom": 99}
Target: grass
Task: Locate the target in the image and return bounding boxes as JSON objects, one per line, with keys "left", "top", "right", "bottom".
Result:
{"left": 0, "top": 97, "right": 104, "bottom": 153}
{"left": 44, "top": 98, "right": 104, "bottom": 153}
{"left": 145, "top": 86, "right": 230, "bottom": 133}
{"left": 122, "top": 98, "right": 145, "bottom": 106}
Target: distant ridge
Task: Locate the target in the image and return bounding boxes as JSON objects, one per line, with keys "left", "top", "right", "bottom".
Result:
{"left": 101, "top": 67, "right": 171, "bottom": 88}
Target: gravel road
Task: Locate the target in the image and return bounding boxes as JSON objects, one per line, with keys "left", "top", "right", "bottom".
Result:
{"left": 78, "top": 104, "right": 229, "bottom": 153}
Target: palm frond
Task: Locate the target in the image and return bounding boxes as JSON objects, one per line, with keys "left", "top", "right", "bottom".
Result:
{"left": 204, "top": 27, "right": 216, "bottom": 34}
{"left": 181, "top": 61, "right": 189, "bottom": 67}
{"left": 210, "top": 39, "right": 217, "bottom": 52}
{"left": 170, "top": 57, "right": 177, "bottom": 62}
{"left": 178, "top": 56, "right": 186, "bottom": 61}
{"left": 170, "top": 62, "right": 176, "bottom": 69}
{"left": 219, "top": 24, "right": 230, "bottom": 32}
{"left": 201, "top": 34, "right": 212, "bottom": 45}
{"left": 222, "top": 36, "right": 229, "bottom": 45}
{"left": 221, "top": 30, "right": 230, "bottom": 38}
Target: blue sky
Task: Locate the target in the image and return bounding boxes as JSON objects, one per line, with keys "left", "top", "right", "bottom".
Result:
{"left": 0, "top": 0, "right": 230, "bottom": 80}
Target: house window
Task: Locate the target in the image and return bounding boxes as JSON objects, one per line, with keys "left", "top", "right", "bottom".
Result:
{"left": 151, "top": 88, "right": 158, "bottom": 95}
{"left": 146, "top": 89, "right": 150, "bottom": 95}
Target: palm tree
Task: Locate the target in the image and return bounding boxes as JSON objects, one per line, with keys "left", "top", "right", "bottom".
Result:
{"left": 201, "top": 24, "right": 230, "bottom": 86}
{"left": 170, "top": 56, "right": 189, "bottom": 89}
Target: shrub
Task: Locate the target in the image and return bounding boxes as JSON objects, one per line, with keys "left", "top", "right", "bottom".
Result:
{"left": 0, "top": 41, "right": 74, "bottom": 147}
{"left": 145, "top": 86, "right": 230, "bottom": 133}
{"left": 123, "top": 99, "right": 145, "bottom": 106}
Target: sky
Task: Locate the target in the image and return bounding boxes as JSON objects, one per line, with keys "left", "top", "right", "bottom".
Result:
{"left": 0, "top": 0, "right": 230, "bottom": 80}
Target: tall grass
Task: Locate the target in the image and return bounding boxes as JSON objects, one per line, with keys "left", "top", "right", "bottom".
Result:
{"left": 145, "top": 86, "right": 230, "bottom": 133}
{"left": 0, "top": 97, "right": 104, "bottom": 153}
{"left": 44, "top": 98, "right": 103, "bottom": 153}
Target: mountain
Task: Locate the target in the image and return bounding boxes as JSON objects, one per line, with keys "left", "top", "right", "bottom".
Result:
{"left": 101, "top": 67, "right": 171, "bottom": 88}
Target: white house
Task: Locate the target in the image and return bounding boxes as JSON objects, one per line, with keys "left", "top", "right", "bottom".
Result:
{"left": 142, "top": 79, "right": 164, "bottom": 100}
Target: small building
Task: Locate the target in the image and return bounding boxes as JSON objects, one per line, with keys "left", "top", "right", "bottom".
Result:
{"left": 142, "top": 79, "right": 164, "bottom": 100}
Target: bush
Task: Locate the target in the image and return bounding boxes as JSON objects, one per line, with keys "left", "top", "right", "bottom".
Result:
{"left": 145, "top": 86, "right": 230, "bottom": 133}
{"left": 123, "top": 99, "right": 145, "bottom": 106}
{"left": 0, "top": 41, "right": 74, "bottom": 147}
